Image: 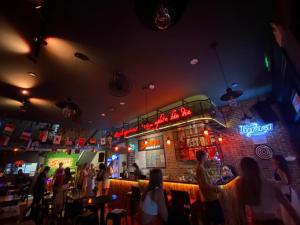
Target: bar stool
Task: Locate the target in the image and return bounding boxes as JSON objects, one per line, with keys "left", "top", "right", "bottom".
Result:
{"left": 105, "top": 209, "right": 128, "bottom": 225}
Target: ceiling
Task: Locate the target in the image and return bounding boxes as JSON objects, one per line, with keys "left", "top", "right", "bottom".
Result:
{"left": 0, "top": 0, "right": 274, "bottom": 129}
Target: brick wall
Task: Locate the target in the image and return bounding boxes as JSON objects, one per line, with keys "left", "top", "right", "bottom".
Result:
{"left": 134, "top": 96, "right": 300, "bottom": 186}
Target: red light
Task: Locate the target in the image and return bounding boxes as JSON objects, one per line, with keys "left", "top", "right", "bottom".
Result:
{"left": 204, "top": 130, "right": 209, "bottom": 136}
{"left": 144, "top": 140, "right": 148, "bottom": 145}
{"left": 218, "top": 137, "right": 223, "bottom": 142}
{"left": 128, "top": 146, "right": 132, "bottom": 152}
{"left": 114, "top": 146, "right": 119, "bottom": 151}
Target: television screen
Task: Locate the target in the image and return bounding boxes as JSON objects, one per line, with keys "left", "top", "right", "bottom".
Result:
{"left": 292, "top": 92, "right": 300, "bottom": 113}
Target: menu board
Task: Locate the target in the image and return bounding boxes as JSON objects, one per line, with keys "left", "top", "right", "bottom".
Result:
{"left": 136, "top": 149, "right": 166, "bottom": 168}
{"left": 146, "top": 149, "right": 166, "bottom": 168}
{"left": 138, "top": 136, "right": 164, "bottom": 151}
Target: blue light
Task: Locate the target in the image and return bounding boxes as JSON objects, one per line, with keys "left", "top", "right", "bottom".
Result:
{"left": 239, "top": 123, "right": 273, "bottom": 137}
{"left": 111, "top": 154, "right": 119, "bottom": 160}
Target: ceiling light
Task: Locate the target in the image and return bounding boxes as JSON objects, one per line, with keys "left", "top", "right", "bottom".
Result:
{"left": 28, "top": 72, "right": 37, "bottom": 77}
{"left": 218, "top": 137, "right": 223, "bottom": 142}
{"left": 35, "top": 5, "right": 42, "bottom": 9}
{"left": 101, "top": 113, "right": 106, "bottom": 117}
{"left": 190, "top": 58, "right": 199, "bottom": 65}
{"left": 231, "top": 82, "right": 239, "bottom": 88}
{"left": 120, "top": 102, "right": 125, "bottom": 106}
{"left": 144, "top": 140, "right": 148, "bottom": 145}
{"left": 148, "top": 84, "right": 155, "bottom": 90}
{"left": 114, "top": 146, "right": 119, "bottom": 151}
{"left": 203, "top": 130, "right": 209, "bottom": 136}
{"left": 21, "top": 89, "right": 29, "bottom": 95}
{"left": 13, "top": 148, "right": 18, "bottom": 152}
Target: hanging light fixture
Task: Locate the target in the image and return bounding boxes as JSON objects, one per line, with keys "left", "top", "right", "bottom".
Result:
{"left": 203, "top": 130, "right": 209, "bottom": 136}
{"left": 211, "top": 41, "right": 243, "bottom": 104}
{"left": 114, "top": 146, "right": 119, "bottom": 151}
{"left": 144, "top": 140, "right": 148, "bottom": 145}
{"left": 218, "top": 137, "right": 223, "bottom": 143}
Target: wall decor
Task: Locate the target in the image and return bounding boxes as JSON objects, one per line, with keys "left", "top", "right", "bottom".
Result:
{"left": 255, "top": 144, "right": 273, "bottom": 160}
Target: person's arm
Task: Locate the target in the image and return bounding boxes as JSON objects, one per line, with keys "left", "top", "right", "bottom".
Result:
{"left": 196, "top": 169, "right": 219, "bottom": 192}
{"left": 275, "top": 185, "right": 300, "bottom": 224}
{"left": 276, "top": 169, "right": 289, "bottom": 185}
{"left": 155, "top": 189, "right": 168, "bottom": 222}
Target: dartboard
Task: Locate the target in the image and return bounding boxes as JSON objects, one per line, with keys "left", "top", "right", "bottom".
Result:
{"left": 255, "top": 145, "right": 273, "bottom": 160}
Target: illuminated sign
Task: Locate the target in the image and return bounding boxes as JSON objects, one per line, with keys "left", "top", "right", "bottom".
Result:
{"left": 113, "top": 127, "right": 138, "bottom": 138}
{"left": 114, "top": 106, "right": 192, "bottom": 138}
{"left": 138, "top": 136, "right": 164, "bottom": 151}
{"left": 239, "top": 123, "right": 273, "bottom": 137}
{"left": 47, "top": 158, "right": 73, "bottom": 168}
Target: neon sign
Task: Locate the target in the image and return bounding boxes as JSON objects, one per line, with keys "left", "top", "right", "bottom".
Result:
{"left": 113, "top": 127, "right": 138, "bottom": 138}
{"left": 113, "top": 107, "right": 192, "bottom": 138}
{"left": 239, "top": 123, "right": 273, "bottom": 137}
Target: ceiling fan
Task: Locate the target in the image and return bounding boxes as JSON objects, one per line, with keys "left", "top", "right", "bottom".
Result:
{"left": 134, "top": 0, "right": 189, "bottom": 31}
{"left": 55, "top": 98, "right": 81, "bottom": 121}
{"left": 0, "top": 82, "right": 55, "bottom": 114}
{"left": 210, "top": 41, "right": 243, "bottom": 104}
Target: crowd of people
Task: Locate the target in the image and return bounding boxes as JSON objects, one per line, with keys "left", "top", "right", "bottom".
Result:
{"left": 138, "top": 151, "right": 300, "bottom": 225}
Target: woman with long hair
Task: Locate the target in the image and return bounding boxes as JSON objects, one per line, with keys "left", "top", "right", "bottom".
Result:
{"left": 139, "top": 169, "right": 168, "bottom": 225}
{"left": 53, "top": 167, "right": 72, "bottom": 213}
{"left": 236, "top": 157, "right": 300, "bottom": 225}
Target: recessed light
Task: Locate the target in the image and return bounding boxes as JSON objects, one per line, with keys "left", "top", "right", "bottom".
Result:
{"left": 21, "top": 90, "right": 29, "bottom": 95}
{"left": 13, "top": 148, "right": 18, "bottom": 152}
{"left": 120, "top": 102, "right": 125, "bottom": 106}
{"left": 28, "top": 72, "right": 37, "bottom": 77}
{"left": 101, "top": 113, "right": 106, "bottom": 117}
{"left": 35, "top": 5, "right": 42, "bottom": 9}
{"left": 190, "top": 58, "right": 199, "bottom": 65}
{"left": 148, "top": 83, "right": 155, "bottom": 90}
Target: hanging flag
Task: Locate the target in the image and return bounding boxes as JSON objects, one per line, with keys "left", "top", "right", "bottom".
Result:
{"left": 78, "top": 137, "right": 85, "bottom": 146}
{"left": 53, "top": 135, "right": 62, "bottom": 145}
{"left": 89, "top": 137, "right": 96, "bottom": 145}
{"left": 65, "top": 137, "right": 73, "bottom": 146}
{"left": 20, "top": 131, "right": 32, "bottom": 141}
{"left": 0, "top": 136, "right": 10, "bottom": 146}
{"left": 100, "top": 138, "right": 106, "bottom": 145}
{"left": 3, "top": 123, "right": 15, "bottom": 136}
{"left": 39, "top": 130, "right": 48, "bottom": 143}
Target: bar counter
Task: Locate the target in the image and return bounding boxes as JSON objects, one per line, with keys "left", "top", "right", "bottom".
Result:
{"left": 109, "top": 177, "right": 241, "bottom": 225}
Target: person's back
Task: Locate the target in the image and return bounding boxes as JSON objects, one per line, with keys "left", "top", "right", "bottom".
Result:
{"left": 249, "top": 180, "right": 281, "bottom": 221}
{"left": 139, "top": 169, "right": 167, "bottom": 225}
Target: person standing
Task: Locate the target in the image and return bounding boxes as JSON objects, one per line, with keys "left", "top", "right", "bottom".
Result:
{"left": 272, "top": 155, "right": 291, "bottom": 197}
{"left": 139, "top": 168, "right": 168, "bottom": 225}
{"left": 132, "top": 163, "right": 142, "bottom": 179}
{"left": 96, "top": 163, "right": 106, "bottom": 196}
{"left": 53, "top": 167, "right": 72, "bottom": 213}
{"left": 236, "top": 157, "right": 300, "bottom": 225}
{"left": 80, "top": 163, "right": 89, "bottom": 195}
{"left": 86, "top": 163, "right": 96, "bottom": 195}
{"left": 195, "top": 150, "right": 224, "bottom": 225}
{"left": 53, "top": 163, "right": 65, "bottom": 190}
